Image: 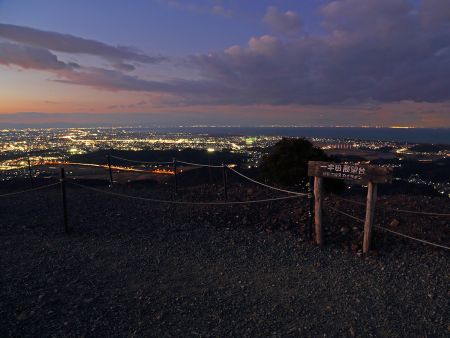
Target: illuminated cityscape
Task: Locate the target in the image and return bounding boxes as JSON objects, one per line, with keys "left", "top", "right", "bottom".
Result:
{"left": 1, "top": 127, "right": 448, "bottom": 196}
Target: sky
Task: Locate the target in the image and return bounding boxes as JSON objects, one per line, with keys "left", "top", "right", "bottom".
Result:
{"left": 0, "top": 0, "right": 450, "bottom": 127}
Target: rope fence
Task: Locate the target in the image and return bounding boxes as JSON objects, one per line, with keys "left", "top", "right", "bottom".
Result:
{"left": 108, "top": 166, "right": 169, "bottom": 174}
{"left": 0, "top": 182, "right": 60, "bottom": 198}
{"left": 325, "top": 203, "right": 450, "bottom": 251}
{"left": 2, "top": 154, "right": 448, "bottom": 252}
{"left": 227, "top": 166, "right": 310, "bottom": 196}
{"left": 330, "top": 193, "right": 450, "bottom": 217}
{"left": 176, "top": 160, "right": 223, "bottom": 168}
{"left": 68, "top": 181, "right": 305, "bottom": 205}
{"left": 326, "top": 204, "right": 365, "bottom": 223}
{"left": 109, "top": 155, "right": 172, "bottom": 165}
{"left": 383, "top": 207, "right": 450, "bottom": 217}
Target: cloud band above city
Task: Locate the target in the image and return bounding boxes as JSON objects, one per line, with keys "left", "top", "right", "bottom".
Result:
{"left": 0, "top": 0, "right": 450, "bottom": 127}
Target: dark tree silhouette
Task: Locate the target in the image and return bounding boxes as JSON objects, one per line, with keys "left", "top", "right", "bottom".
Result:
{"left": 260, "top": 138, "right": 343, "bottom": 192}
{"left": 260, "top": 138, "right": 329, "bottom": 186}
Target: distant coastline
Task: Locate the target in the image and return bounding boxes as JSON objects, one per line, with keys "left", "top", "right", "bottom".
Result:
{"left": 1, "top": 125, "right": 449, "bottom": 144}
{"left": 130, "top": 126, "right": 450, "bottom": 144}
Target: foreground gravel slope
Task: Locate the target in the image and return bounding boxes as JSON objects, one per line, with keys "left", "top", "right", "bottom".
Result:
{"left": 0, "top": 183, "right": 449, "bottom": 337}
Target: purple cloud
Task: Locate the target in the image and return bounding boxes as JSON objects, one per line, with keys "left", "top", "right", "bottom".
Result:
{"left": 112, "top": 62, "right": 136, "bottom": 72}
{"left": 1, "top": 0, "right": 450, "bottom": 108}
{"left": 263, "top": 6, "right": 303, "bottom": 35}
{"left": 0, "top": 42, "right": 76, "bottom": 70}
{"left": 0, "top": 23, "right": 166, "bottom": 64}
{"left": 420, "top": 0, "right": 450, "bottom": 26}
{"left": 186, "top": 0, "right": 450, "bottom": 105}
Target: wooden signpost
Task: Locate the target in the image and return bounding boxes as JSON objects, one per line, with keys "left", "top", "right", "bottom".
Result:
{"left": 308, "top": 161, "right": 393, "bottom": 253}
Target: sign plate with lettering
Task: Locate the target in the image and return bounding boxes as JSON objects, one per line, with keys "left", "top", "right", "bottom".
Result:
{"left": 308, "top": 161, "right": 393, "bottom": 184}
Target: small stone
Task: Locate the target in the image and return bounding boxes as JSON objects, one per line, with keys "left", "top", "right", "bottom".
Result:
{"left": 349, "top": 327, "right": 356, "bottom": 337}
{"left": 17, "top": 311, "right": 27, "bottom": 321}
{"left": 390, "top": 219, "right": 400, "bottom": 227}
{"left": 340, "top": 227, "right": 349, "bottom": 234}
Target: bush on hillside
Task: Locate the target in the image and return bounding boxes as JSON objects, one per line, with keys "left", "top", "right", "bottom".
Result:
{"left": 260, "top": 138, "right": 343, "bottom": 192}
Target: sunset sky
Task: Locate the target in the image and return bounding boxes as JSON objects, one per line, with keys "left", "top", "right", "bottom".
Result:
{"left": 1, "top": 0, "right": 450, "bottom": 127}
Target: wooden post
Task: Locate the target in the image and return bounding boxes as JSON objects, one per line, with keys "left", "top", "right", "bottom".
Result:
{"left": 208, "top": 155, "right": 212, "bottom": 184}
{"left": 27, "top": 157, "right": 34, "bottom": 188}
{"left": 107, "top": 154, "right": 113, "bottom": 186}
{"left": 363, "top": 182, "right": 377, "bottom": 253}
{"left": 307, "top": 176, "right": 314, "bottom": 240}
{"left": 222, "top": 163, "right": 228, "bottom": 200}
{"left": 314, "top": 176, "right": 323, "bottom": 246}
{"left": 60, "top": 168, "right": 69, "bottom": 233}
{"left": 173, "top": 158, "right": 178, "bottom": 194}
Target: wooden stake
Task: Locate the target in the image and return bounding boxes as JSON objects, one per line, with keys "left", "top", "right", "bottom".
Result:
{"left": 173, "top": 158, "right": 178, "bottom": 194}
{"left": 107, "top": 154, "right": 113, "bottom": 186}
{"left": 208, "top": 155, "right": 212, "bottom": 184}
{"left": 222, "top": 164, "right": 228, "bottom": 200}
{"left": 60, "top": 168, "right": 69, "bottom": 233}
{"left": 363, "top": 182, "right": 377, "bottom": 253}
{"left": 314, "top": 176, "right": 323, "bottom": 246}
{"left": 27, "top": 157, "right": 34, "bottom": 188}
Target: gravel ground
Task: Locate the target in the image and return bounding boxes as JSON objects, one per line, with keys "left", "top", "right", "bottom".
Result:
{"left": 0, "top": 181, "right": 449, "bottom": 337}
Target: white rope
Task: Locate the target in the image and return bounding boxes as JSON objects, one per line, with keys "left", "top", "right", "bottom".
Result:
{"left": 326, "top": 204, "right": 450, "bottom": 251}
{"left": 109, "top": 155, "right": 172, "bottom": 165}
{"left": 329, "top": 194, "right": 450, "bottom": 217}
{"left": 330, "top": 194, "right": 366, "bottom": 206}
{"left": 110, "top": 166, "right": 172, "bottom": 174}
{"left": 69, "top": 182, "right": 304, "bottom": 205}
{"left": 327, "top": 205, "right": 365, "bottom": 222}
{"left": 226, "top": 167, "right": 310, "bottom": 196}
{"left": 176, "top": 160, "right": 223, "bottom": 168}
{"left": 385, "top": 207, "right": 450, "bottom": 217}
{"left": 109, "top": 156, "right": 224, "bottom": 168}
{"left": 0, "top": 182, "right": 60, "bottom": 198}
{"left": 374, "top": 224, "right": 450, "bottom": 251}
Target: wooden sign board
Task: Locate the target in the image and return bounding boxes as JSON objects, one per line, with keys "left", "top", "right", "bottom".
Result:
{"left": 308, "top": 161, "right": 393, "bottom": 184}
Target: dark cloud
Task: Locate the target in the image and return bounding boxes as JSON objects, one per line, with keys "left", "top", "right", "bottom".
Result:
{"left": 0, "top": 42, "right": 75, "bottom": 70}
{"left": 112, "top": 62, "right": 136, "bottom": 72}
{"left": 186, "top": 0, "right": 450, "bottom": 105}
{"left": 52, "top": 67, "right": 172, "bottom": 92}
{"left": 420, "top": 0, "right": 450, "bottom": 26}
{"left": 50, "top": 66, "right": 234, "bottom": 104}
{"left": 0, "top": 23, "right": 166, "bottom": 64}
{"left": 0, "top": 38, "right": 231, "bottom": 101}
{"left": 1, "top": 0, "right": 450, "bottom": 109}
{"left": 263, "top": 6, "right": 303, "bottom": 35}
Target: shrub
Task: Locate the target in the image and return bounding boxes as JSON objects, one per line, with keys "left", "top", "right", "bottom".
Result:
{"left": 260, "top": 138, "right": 343, "bottom": 192}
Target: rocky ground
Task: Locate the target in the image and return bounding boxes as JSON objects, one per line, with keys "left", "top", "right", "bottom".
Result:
{"left": 0, "top": 178, "right": 449, "bottom": 337}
